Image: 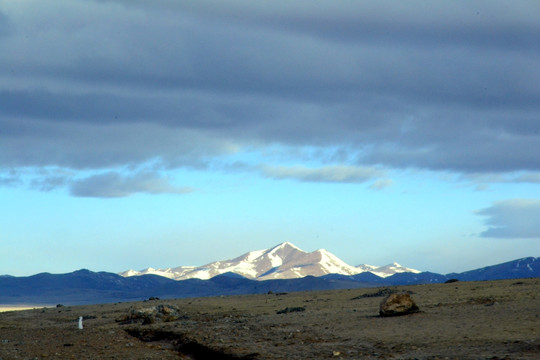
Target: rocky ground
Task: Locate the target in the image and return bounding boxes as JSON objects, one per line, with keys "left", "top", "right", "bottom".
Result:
{"left": 0, "top": 278, "right": 538, "bottom": 359}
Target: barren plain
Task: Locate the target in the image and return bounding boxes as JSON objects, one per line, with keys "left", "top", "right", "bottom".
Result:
{"left": 0, "top": 278, "right": 538, "bottom": 359}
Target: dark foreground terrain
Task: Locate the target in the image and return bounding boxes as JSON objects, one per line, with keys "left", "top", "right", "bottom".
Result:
{"left": 0, "top": 278, "right": 538, "bottom": 359}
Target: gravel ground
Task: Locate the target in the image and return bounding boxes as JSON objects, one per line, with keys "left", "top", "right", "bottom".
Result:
{"left": 0, "top": 278, "right": 538, "bottom": 359}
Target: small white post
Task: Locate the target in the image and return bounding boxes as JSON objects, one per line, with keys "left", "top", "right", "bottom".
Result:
{"left": 78, "top": 316, "right": 83, "bottom": 330}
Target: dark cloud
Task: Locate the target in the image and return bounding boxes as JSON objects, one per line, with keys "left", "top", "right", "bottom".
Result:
{"left": 31, "top": 176, "right": 70, "bottom": 192}
{"left": 1, "top": 0, "right": 539, "bottom": 184}
{"left": 0, "top": 118, "right": 236, "bottom": 169}
{"left": 70, "top": 171, "right": 194, "bottom": 198}
{"left": 0, "top": 10, "right": 9, "bottom": 36}
{"left": 93, "top": 0, "right": 540, "bottom": 52}
{"left": 477, "top": 199, "right": 540, "bottom": 239}
{"left": 0, "top": 174, "right": 21, "bottom": 187}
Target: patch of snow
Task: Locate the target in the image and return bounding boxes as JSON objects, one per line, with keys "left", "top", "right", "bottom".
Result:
{"left": 245, "top": 249, "right": 265, "bottom": 262}
{"left": 184, "top": 270, "right": 212, "bottom": 280}
{"left": 267, "top": 252, "right": 283, "bottom": 268}
{"left": 367, "top": 263, "right": 421, "bottom": 278}
{"left": 121, "top": 269, "right": 140, "bottom": 277}
{"left": 292, "top": 267, "right": 304, "bottom": 277}
{"left": 356, "top": 264, "right": 378, "bottom": 272}
{"left": 317, "top": 249, "right": 361, "bottom": 275}
{"left": 369, "top": 271, "right": 390, "bottom": 278}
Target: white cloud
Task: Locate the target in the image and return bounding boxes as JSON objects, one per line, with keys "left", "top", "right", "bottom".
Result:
{"left": 369, "top": 179, "right": 394, "bottom": 190}
{"left": 260, "top": 165, "right": 384, "bottom": 183}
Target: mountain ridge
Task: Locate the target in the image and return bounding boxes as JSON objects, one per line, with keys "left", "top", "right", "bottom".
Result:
{"left": 119, "top": 242, "right": 420, "bottom": 281}
{"left": 1, "top": 256, "right": 538, "bottom": 306}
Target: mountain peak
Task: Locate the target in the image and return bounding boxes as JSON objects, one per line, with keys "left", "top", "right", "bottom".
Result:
{"left": 269, "top": 242, "right": 303, "bottom": 252}
{"left": 260, "top": 242, "right": 306, "bottom": 269}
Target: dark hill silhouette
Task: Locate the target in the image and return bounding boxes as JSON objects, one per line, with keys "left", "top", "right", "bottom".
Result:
{"left": 0, "top": 257, "right": 537, "bottom": 306}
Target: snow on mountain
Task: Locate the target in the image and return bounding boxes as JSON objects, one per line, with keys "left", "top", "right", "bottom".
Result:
{"left": 355, "top": 264, "right": 379, "bottom": 272}
{"left": 118, "top": 269, "right": 141, "bottom": 277}
{"left": 369, "top": 262, "right": 421, "bottom": 278}
{"left": 118, "top": 266, "right": 196, "bottom": 280}
{"left": 120, "top": 242, "right": 420, "bottom": 281}
{"left": 256, "top": 247, "right": 363, "bottom": 280}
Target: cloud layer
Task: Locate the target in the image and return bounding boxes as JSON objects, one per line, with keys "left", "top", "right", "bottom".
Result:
{"left": 1, "top": 1, "right": 539, "bottom": 194}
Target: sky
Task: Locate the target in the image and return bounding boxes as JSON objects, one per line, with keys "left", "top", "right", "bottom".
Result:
{"left": 1, "top": 0, "right": 539, "bottom": 276}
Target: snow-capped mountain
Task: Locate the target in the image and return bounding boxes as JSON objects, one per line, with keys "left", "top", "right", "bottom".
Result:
{"left": 367, "top": 262, "right": 421, "bottom": 278}
{"left": 120, "top": 242, "right": 420, "bottom": 281}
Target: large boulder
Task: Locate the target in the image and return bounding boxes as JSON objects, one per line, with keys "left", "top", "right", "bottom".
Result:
{"left": 116, "top": 304, "right": 186, "bottom": 325}
{"left": 379, "top": 293, "right": 419, "bottom": 317}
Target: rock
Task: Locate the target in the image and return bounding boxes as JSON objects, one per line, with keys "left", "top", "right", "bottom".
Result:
{"left": 379, "top": 293, "right": 419, "bottom": 317}
{"left": 352, "top": 288, "right": 415, "bottom": 300}
{"left": 352, "top": 288, "right": 396, "bottom": 299}
{"left": 116, "top": 304, "right": 186, "bottom": 325}
{"left": 467, "top": 297, "right": 496, "bottom": 306}
{"left": 276, "top": 306, "right": 306, "bottom": 314}
{"left": 155, "top": 304, "right": 184, "bottom": 322}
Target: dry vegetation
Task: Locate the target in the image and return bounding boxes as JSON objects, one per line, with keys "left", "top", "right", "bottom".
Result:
{"left": 0, "top": 278, "right": 538, "bottom": 359}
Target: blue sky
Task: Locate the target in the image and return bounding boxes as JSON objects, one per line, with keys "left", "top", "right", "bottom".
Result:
{"left": 1, "top": 0, "right": 539, "bottom": 276}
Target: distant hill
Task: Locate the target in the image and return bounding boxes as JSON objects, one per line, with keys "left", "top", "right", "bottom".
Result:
{"left": 0, "top": 269, "right": 370, "bottom": 306}
{"left": 447, "top": 257, "right": 539, "bottom": 281}
{"left": 0, "top": 256, "right": 537, "bottom": 306}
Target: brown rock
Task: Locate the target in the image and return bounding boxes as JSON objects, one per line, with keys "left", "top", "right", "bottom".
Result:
{"left": 116, "top": 304, "right": 185, "bottom": 325}
{"left": 379, "top": 293, "right": 419, "bottom": 317}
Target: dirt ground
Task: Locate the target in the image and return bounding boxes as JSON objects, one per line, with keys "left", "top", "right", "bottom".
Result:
{"left": 0, "top": 278, "right": 538, "bottom": 359}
